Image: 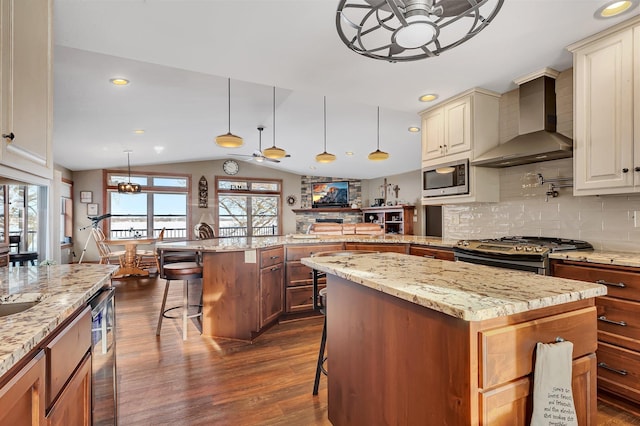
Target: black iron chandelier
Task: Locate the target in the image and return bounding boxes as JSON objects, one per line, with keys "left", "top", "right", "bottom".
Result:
{"left": 336, "top": 0, "right": 504, "bottom": 62}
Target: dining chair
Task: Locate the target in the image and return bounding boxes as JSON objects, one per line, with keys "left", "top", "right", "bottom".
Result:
{"left": 92, "top": 228, "right": 126, "bottom": 265}
{"left": 136, "top": 228, "right": 165, "bottom": 273}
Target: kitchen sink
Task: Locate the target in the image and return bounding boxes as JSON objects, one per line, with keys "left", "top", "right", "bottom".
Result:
{"left": 0, "top": 293, "right": 45, "bottom": 317}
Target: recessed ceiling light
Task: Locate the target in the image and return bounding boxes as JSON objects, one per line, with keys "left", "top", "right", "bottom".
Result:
{"left": 110, "top": 78, "right": 129, "bottom": 86}
{"left": 595, "top": 0, "right": 639, "bottom": 18}
{"left": 153, "top": 146, "right": 164, "bottom": 154}
{"left": 419, "top": 93, "right": 438, "bottom": 102}
{"left": 408, "top": 127, "right": 420, "bottom": 133}
{"left": 309, "top": 166, "right": 317, "bottom": 170}
{"left": 345, "top": 151, "right": 354, "bottom": 156}
{"left": 133, "top": 129, "right": 145, "bottom": 134}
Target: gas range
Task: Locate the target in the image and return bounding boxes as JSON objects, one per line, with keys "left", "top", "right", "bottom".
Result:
{"left": 453, "top": 236, "right": 593, "bottom": 275}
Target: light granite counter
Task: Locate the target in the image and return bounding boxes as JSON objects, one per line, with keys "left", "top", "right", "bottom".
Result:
{"left": 156, "top": 234, "right": 456, "bottom": 252}
{"left": 301, "top": 252, "right": 607, "bottom": 321}
{"left": 550, "top": 249, "right": 640, "bottom": 268}
{"left": 0, "top": 264, "right": 116, "bottom": 377}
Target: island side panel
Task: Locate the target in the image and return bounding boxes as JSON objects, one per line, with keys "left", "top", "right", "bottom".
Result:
{"left": 202, "top": 251, "right": 258, "bottom": 340}
{"left": 327, "top": 275, "right": 473, "bottom": 425}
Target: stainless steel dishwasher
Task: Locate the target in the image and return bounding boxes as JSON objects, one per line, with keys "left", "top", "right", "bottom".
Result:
{"left": 88, "top": 287, "right": 118, "bottom": 425}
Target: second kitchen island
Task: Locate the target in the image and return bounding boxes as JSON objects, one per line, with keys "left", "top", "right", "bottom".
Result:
{"left": 302, "top": 252, "right": 607, "bottom": 425}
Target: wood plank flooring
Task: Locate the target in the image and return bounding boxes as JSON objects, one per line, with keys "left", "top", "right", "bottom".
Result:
{"left": 113, "top": 276, "right": 640, "bottom": 425}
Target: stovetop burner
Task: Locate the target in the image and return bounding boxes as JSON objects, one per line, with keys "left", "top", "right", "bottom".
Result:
{"left": 455, "top": 236, "right": 593, "bottom": 256}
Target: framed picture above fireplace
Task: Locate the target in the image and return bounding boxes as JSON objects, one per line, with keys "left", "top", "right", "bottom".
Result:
{"left": 311, "top": 181, "right": 349, "bottom": 208}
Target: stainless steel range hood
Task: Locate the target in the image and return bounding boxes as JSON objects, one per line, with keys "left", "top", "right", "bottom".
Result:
{"left": 471, "top": 73, "right": 572, "bottom": 168}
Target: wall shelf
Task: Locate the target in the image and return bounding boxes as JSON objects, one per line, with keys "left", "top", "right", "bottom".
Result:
{"left": 292, "top": 208, "right": 362, "bottom": 213}
{"left": 362, "top": 205, "right": 415, "bottom": 235}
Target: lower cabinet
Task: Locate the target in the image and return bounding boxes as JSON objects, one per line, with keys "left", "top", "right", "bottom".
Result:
{"left": 343, "top": 242, "right": 408, "bottom": 253}
{"left": 409, "top": 244, "right": 455, "bottom": 261}
{"left": 551, "top": 259, "right": 640, "bottom": 410}
{"left": 46, "top": 353, "right": 91, "bottom": 426}
{"left": 259, "top": 248, "right": 284, "bottom": 328}
{"left": 0, "top": 350, "right": 46, "bottom": 426}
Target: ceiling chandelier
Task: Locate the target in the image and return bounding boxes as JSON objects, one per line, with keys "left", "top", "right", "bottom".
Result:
{"left": 368, "top": 107, "right": 389, "bottom": 161}
{"left": 316, "top": 96, "right": 337, "bottom": 163}
{"left": 336, "top": 0, "right": 504, "bottom": 62}
{"left": 215, "top": 78, "right": 243, "bottom": 148}
{"left": 118, "top": 150, "right": 141, "bottom": 193}
{"left": 262, "top": 87, "right": 288, "bottom": 159}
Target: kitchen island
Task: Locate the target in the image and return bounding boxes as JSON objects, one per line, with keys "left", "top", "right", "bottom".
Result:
{"left": 0, "top": 264, "right": 116, "bottom": 424}
{"left": 301, "top": 252, "right": 607, "bottom": 425}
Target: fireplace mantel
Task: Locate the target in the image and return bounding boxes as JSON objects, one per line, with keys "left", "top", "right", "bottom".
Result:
{"left": 293, "top": 208, "right": 362, "bottom": 213}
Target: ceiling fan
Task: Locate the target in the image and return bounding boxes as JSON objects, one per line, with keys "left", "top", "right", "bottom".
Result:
{"left": 232, "top": 126, "right": 290, "bottom": 163}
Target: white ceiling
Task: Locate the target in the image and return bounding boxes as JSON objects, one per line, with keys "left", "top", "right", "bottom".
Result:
{"left": 53, "top": 0, "right": 640, "bottom": 179}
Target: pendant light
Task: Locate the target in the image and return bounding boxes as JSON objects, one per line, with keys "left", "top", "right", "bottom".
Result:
{"left": 262, "top": 86, "right": 287, "bottom": 159}
{"left": 315, "top": 96, "right": 336, "bottom": 163}
{"left": 215, "top": 78, "right": 244, "bottom": 148}
{"left": 368, "top": 107, "right": 389, "bottom": 161}
{"left": 117, "top": 150, "right": 141, "bottom": 193}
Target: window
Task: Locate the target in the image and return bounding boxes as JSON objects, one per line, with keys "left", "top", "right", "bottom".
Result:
{"left": 105, "top": 171, "right": 191, "bottom": 239}
{"left": 215, "top": 177, "right": 282, "bottom": 237}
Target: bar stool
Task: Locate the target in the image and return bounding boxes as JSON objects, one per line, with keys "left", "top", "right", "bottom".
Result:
{"left": 8, "top": 235, "right": 38, "bottom": 266}
{"left": 156, "top": 253, "right": 203, "bottom": 340}
{"left": 311, "top": 250, "right": 377, "bottom": 395}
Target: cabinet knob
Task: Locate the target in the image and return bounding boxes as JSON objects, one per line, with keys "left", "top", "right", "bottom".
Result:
{"left": 635, "top": 167, "right": 640, "bottom": 172}
{"left": 2, "top": 132, "right": 14, "bottom": 142}
{"left": 623, "top": 168, "right": 629, "bottom": 173}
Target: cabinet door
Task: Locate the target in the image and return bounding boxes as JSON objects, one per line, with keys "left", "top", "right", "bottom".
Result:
{"left": 481, "top": 354, "right": 596, "bottom": 426}
{"left": 0, "top": 0, "right": 52, "bottom": 179}
{"left": 259, "top": 263, "right": 284, "bottom": 327}
{"left": 46, "top": 353, "right": 91, "bottom": 426}
{"left": 421, "top": 108, "right": 444, "bottom": 161}
{"left": 573, "top": 27, "right": 634, "bottom": 194}
{"left": 444, "top": 96, "right": 471, "bottom": 155}
{"left": 0, "top": 350, "right": 46, "bottom": 426}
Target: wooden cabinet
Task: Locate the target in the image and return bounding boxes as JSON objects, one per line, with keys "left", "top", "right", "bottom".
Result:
{"left": 409, "top": 244, "right": 454, "bottom": 261}
{"left": 259, "top": 246, "right": 284, "bottom": 328}
{"left": 46, "top": 353, "right": 91, "bottom": 426}
{"left": 344, "top": 242, "right": 408, "bottom": 253}
{"left": 0, "top": 0, "right": 53, "bottom": 179}
{"left": 569, "top": 15, "right": 640, "bottom": 196}
{"left": 420, "top": 88, "right": 501, "bottom": 205}
{"left": 361, "top": 206, "right": 415, "bottom": 235}
{"left": 0, "top": 350, "right": 46, "bottom": 426}
{"left": 552, "top": 259, "right": 640, "bottom": 410}
{"left": 284, "top": 243, "right": 343, "bottom": 316}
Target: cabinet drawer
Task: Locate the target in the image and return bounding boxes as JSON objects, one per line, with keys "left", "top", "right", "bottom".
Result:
{"left": 409, "top": 245, "right": 455, "bottom": 261}
{"left": 553, "top": 263, "right": 640, "bottom": 301}
{"left": 260, "top": 246, "right": 284, "bottom": 268}
{"left": 286, "top": 244, "right": 344, "bottom": 261}
{"left": 287, "top": 262, "right": 314, "bottom": 285}
{"left": 286, "top": 284, "right": 325, "bottom": 313}
{"left": 597, "top": 342, "right": 640, "bottom": 404}
{"left": 597, "top": 296, "right": 640, "bottom": 351}
{"left": 479, "top": 307, "right": 597, "bottom": 389}
{"left": 46, "top": 307, "right": 91, "bottom": 408}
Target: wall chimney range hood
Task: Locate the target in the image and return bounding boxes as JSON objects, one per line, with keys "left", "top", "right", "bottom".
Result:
{"left": 471, "top": 70, "right": 572, "bottom": 168}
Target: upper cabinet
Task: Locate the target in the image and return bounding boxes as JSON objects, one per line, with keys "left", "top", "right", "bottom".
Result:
{"left": 0, "top": 0, "right": 53, "bottom": 180}
{"left": 570, "top": 15, "right": 640, "bottom": 196}
{"left": 420, "top": 89, "right": 501, "bottom": 205}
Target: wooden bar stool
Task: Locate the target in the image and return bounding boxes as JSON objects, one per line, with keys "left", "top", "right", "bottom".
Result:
{"left": 156, "top": 255, "right": 203, "bottom": 340}
{"left": 311, "top": 250, "right": 377, "bottom": 395}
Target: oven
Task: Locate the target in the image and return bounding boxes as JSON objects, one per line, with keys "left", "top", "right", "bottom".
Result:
{"left": 88, "top": 287, "right": 118, "bottom": 425}
{"left": 453, "top": 237, "right": 593, "bottom": 275}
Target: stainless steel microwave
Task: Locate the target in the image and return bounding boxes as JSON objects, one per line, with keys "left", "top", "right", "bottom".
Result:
{"left": 422, "top": 159, "right": 469, "bottom": 197}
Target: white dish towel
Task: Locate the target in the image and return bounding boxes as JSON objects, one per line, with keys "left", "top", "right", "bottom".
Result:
{"left": 530, "top": 341, "right": 578, "bottom": 426}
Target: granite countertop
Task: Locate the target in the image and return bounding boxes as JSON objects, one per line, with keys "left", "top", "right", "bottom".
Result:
{"left": 157, "top": 235, "right": 457, "bottom": 252}
{"left": 0, "top": 264, "right": 116, "bottom": 377}
{"left": 550, "top": 249, "right": 640, "bottom": 268}
{"left": 301, "top": 252, "right": 607, "bottom": 322}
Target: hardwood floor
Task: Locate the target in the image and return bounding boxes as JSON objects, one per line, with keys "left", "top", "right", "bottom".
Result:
{"left": 113, "top": 276, "right": 640, "bottom": 425}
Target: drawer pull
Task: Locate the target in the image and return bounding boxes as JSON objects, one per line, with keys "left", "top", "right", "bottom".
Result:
{"left": 269, "top": 255, "right": 280, "bottom": 260}
{"left": 596, "top": 279, "right": 626, "bottom": 288}
{"left": 422, "top": 255, "right": 436, "bottom": 259}
{"left": 598, "top": 362, "right": 628, "bottom": 376}
{"left": 598, "top": 315, "right": 627, "bottom": 327}
{"left": 270, "top": 266, "right": 281, "bottom": 271}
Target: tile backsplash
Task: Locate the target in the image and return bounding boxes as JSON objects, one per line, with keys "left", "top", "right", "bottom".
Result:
{"left": 442, "top": 158, "right": 640, "bottom": 252}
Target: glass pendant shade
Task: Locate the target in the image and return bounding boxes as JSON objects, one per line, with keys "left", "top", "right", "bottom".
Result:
{"left": 316, "top": 96, "right": 336, "bottom": 163}
{"left": 118, "top": 151, "right": 142, "bottom": 193}
{"left": 215, "top": 132, "right": 243, "bottom": 148}
{"left": 215, "top": 78, "right": 243, "bottom": 148}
